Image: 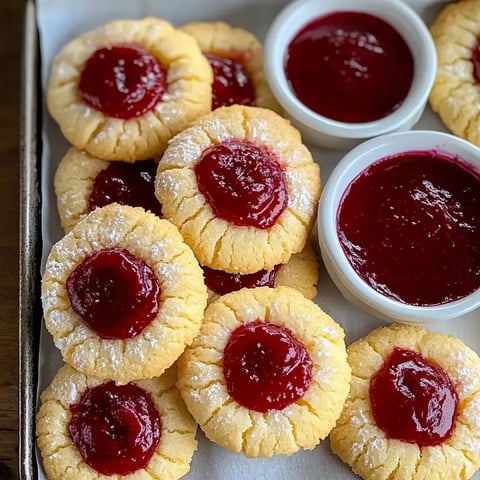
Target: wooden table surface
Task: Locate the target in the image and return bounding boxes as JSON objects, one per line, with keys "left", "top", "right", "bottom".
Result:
{"left": 1, "top": 1, "right": 26, "bottom": 479}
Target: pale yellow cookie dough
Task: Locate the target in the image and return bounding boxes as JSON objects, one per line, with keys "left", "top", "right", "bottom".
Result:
{"left": 177, "top": 286, "right": 351, "bottom": 457}
{"left": 180, "top": 21, "right": 281, "bottom": 112}
{"left": 205, "top": 240, "right": 319, "bottom": 304}
{"left": 41, "top": 203, "right": 207, "bottom": 384}
{"left": 54, "top": 147, "right": 109, "bottom": 232}
{"left": 155, "top": 105, "right": 321, "bottom": 274}
{"left": 54, "top": 147, "right": 162, "bottom": 233}
{"left": 429, "top": 0, "right": 480, "bottom": 146}
{"left": 36, "top": 364, "right": 197, "bottom": 480}
{"left": 330, "top": 323, "right": 480, "bottom": 480}
{"left": 47, "top": 17, "right": 213, "bottom": 161}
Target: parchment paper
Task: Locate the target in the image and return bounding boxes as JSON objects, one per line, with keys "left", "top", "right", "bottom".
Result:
{"left": 36, "top": 1, "right": 479, "bottom": 479}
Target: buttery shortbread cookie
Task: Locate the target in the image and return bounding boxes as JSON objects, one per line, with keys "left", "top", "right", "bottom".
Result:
{"left": 429, "top": 0, "right": 480, "bottom": 146}
{"left": 203, "top": 241, "right": 319, "bottom": 303}
{"left": 47, "top": 17, "right": 212, "bottom": 161}
{"left": 179, "top": 21, "right": 281, "bottom": 112}
{"left": 54, "top": 147, "right": 162, "bottom": 232}
{"left": 41, "top": 203, "right": 207, "bottom": 384}
{"left": 36, "top": 365, "right": 197, "bottom": 480}
{"left": 155, "top": 105, "right": 321, "bottom": 274}
{"left": 330, "top": 323, "right": 480, "bottom": 480}
{"left": 177, "top": 286, "right": 351, "bottom": 457}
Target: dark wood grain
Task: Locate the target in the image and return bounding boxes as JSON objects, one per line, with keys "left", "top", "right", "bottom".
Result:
{"left": 1, "top": 0, "right": 25, "bottom": 478}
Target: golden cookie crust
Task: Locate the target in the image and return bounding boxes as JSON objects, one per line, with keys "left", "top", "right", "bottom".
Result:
{"left": 330, "top": 323, "right": 480, "bottom": 480}
{"left": 36, "top": 364, "right": 197, "bottom": 480}
{"left": 155, "top": 105, "right": 321, "bottom": 274}
{"left": 47, "top": 17, "right": 213, "bottom": 161}
{"left": 176, "top": 286, "right": 351, "bottom": 457}
{"left": 205, "top": 240, "right": 319, "bottom": 303}
{"left": 429, "top": 0, "right": 480, "bottom": 146}
{"left": 179, "top": 21, "right": 281, "bottom": 113}
{"left": 54, "top": 147, "right": 110, "bottom": 233}
{"left": 41, "top": 203, "right": 207, "bottom": 384}
{"left": 54, "top": 147, "right": 162, "bottom": 233}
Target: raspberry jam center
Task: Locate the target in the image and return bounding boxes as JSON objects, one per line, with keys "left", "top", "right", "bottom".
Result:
{"left": 66, "top": 247, "right": 161, "bottom": 339}
{"left": 205, "top": 52, "right": 256, "bottom": 110}
{"left": 370, "top": 348, "right": 458, "bottom": 447}
{"left": 472, "top": 39, "right": 480, "bottom": 84}
{"left": 202, "top": 265, "right": 279, "bottom": 295}
{"left": 337, "top": 151, "right": 480, "bottom": 305}
{"left": 285, "top": 11, "right": 413, "bottom": 122}
{"left": 194, "top": 140, "right": 288, "bottom": 229}
{"left": 68, "top": 382, "right": 161, "bottom": 475}
{"left": 223, "top": 321, "right": 313, "bottom": 412}
{"left": 88, "top": 160, "right": 162, "bottom": 216}
{"left": 79, "top": 44, "right": 167, "bottom": 119}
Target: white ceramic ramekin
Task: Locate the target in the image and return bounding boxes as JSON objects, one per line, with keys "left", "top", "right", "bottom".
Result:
{"left": 318, "top": 130, "right": 480, "bottom": 324}
{"left": 263, "top": 0, "right": 437, "bottom": 149}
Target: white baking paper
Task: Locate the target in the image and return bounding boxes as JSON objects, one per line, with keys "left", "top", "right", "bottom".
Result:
{"left": 36, "top": 1, "right": 479, "bottom": 479}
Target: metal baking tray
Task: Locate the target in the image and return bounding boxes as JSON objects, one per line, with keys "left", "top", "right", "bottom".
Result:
{"left": 21, "top": 1, "right": 480, "bottom": 479}
{"left": 19, "top": 1, "right": 41, "bottom": 478}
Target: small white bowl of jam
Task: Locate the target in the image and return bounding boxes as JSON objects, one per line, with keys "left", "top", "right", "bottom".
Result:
{"left": 318, "top": 130, "right": 480, "bottom": 323}
{"left": 263, "top": 0, "right": 436, "bottom": 149}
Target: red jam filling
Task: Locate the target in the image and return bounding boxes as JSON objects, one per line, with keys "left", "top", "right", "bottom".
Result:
{"left": 370, "top": 348, "right": 458, "bottom": 447}
{"left": 285, "top": 11, "right": 414, "bottom": 123}
{"left": 68, "top": 382, "right": 161, "bottom": 475}
{"left": 79, "top": 44, "right": 167, "bottom": 119}
{"left": 202, "top": 265, "right": 279, "bottom": 295}
{"left": 88, "top": 160, "right": 162, "bottom": 216}
{"left": 472, "top": 38, "right": 480, "bottom": 84}
{"left": 205, "top": 52, "right": 256, "bottom": 110}
{"left": 194, "top": 139, "right": 288, "bottom": 229}
{"left": 66, "top": 247, "right": 161, "bottom": 339}
{"left": 223, "top": 321, "right": 313, "bottom": 412}
{"left": 337, "top": 150, "right": 480, "bottom": 305}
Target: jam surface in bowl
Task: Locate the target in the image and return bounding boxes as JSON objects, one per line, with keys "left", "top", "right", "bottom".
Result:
{"left": 285, "top": 11, "right": 413, "bottom": 123}
{"left": 337, "top": 150, "right": 480, "bottom": 306}
{"left": 370, "top": 347, "right": 458, "bottom": 446}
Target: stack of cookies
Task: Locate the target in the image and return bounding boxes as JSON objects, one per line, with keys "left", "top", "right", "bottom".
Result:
{"left": 38, "top": 15, "right": 352, "bottom": 480}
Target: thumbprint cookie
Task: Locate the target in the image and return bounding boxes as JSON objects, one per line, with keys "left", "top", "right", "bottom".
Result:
{"left": 54, "top": 147, "right": 162, "bottom": 232}
{"left": 330, "top": 323, "right": 480, "bottom": 480}
{"left": 36, "top": 365, "right": 197, "bottom": 480}
{"left": 176, "top": 286, "right": 351, "bottom": 457}
{"left": 179, "top": 21, "right": 281, "bottom": 112}
{"left": 47, "top": 17, "right": 212, "bottom": 161}
{"left": 202, "top": 241, "right": 319, "bottom": 303}
{"left": 429, "top": 0, "right": 480, "bottom": 147}
{"left": 41, "top": 203, "right": 207, "bottom": 384}
{"left": 155, "top": 105, "right": 321, "bottom": 274}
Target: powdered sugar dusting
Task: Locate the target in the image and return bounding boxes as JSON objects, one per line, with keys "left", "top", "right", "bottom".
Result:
{"left": 247, "top": 118, "right": 270, "bottom": 144}
{"left": 286, "top": 169, "right": 315, "bottom": 216}
{"left": 55, "top": 323, "right": 91, "bottom": 352}
{"left": 363, "top": 437, "right": 387, "bottom": 470}
{"left": 156, "top": 172, "right": 180, "bottom": 199}
{"left": 156, "top": 260, "right": 181, "bottom": 281}
{"left": 150, "top": 239, "right": 168, "bottom": 261}
{"left": 266, "top": 410, "right": 293, "bottom": 436}
{"left": 55, "top": 377, "right": 84, "bottom": 406}
{"left": 170, "top": 132, "right": 205, "bottom": 165}
{"left": 446, "top": 349, "right": 480, "bottom": 397}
